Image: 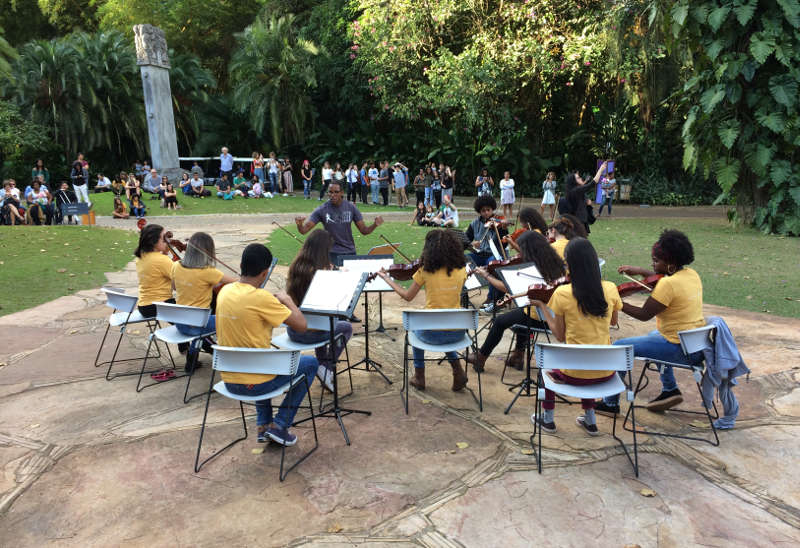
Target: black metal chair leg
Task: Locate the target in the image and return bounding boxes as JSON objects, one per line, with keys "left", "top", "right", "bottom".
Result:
{"left": 94, "top": 322, "right": 113, "bottom": 367}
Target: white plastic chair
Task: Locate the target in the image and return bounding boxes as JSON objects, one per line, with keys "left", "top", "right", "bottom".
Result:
{"left": 137, "top": 302, "right": 215, "bottom": 403}
{"left": 194, "top": 346, "right": 317, "bottom": 481}
{"left": 401, "top": 309, "right": 481, "bottom": 414}
{"left": 271, "top": 313, "right": 353, "bottom": 409}
{"left": 95, "top": 288, "right": 169, "bottom": 381}
{"left": 531, "top": 343, "right": 637, "bottom": 476}
{"left": 622, "top": 325, "right": 720, "bottom": 446}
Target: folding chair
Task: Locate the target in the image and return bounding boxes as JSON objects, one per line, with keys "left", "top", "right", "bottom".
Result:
{"left": 271, "top": 312, "right": 352, "bottom": 411}
{"left": 194, "top": 347, "right": 318, "bottom": 481}
{"left": 622, "top": 325, "right": 720, "bottom": 446}
{"left": 401, "top": 309, "right": 481, "bottom": 414}
{"left": 530, "top": 343, "right": 637, "bottom": 476}
{"left": 136, "top": 302, "right": 215, "bottom": 403}
{"left": 95, "top": 288, "right": 166, "bottom": 381}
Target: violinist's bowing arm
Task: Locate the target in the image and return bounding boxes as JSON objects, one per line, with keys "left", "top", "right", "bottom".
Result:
{"left": 215, "top": 273, "right": 237, "bottom": 287}
{"left": 377, "top": 269, "right": 421, "bottom": 302}
{"left": 531, "top": 300, "right": 565, "bottom": 342}
{"left": 622, "top": 296, "right": 666, "bottom": 322}
{"left": 475, "top": 266, "right": 506, "bottom": 293}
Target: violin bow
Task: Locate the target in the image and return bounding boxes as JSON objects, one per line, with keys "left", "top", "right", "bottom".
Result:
{"left": 185, "top": 240, "right": 240, "bottom": 276}
{"left": 272, "top": 221, "right": 305, "bottom": 244}
{"left": 492, "top": 223, "right": 508, "bottom": 260}
{"left": 379, "top": 234, "right": 413, "bottom": 262}
{"left": 622, "top": 273, "right": 654, "bottom": 292}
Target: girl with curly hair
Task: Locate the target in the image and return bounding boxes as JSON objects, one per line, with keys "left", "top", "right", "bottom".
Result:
{"left": 378, "top": 230, "right": 469, "bottom": 392}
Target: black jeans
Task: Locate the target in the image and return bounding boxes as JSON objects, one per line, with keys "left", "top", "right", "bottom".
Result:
{"left": 479, "top": 307, "right": 547, "bottom": 356}
{"left": 320, "top": 180, "right": 330, "bottom": 199}
{"left": 433, "top": 189, "right": 442, "bottom": 209}
{"left": 380, "top": 187, "right": 389, "bottom": 206}
{"left": 415, "top": 189, "right": 425, "bottom": 205}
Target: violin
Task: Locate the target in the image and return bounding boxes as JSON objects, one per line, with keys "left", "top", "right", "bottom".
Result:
{"left": 502, "top": 227, "right": 526, "bottom": 244}
{"left": 163, "top": 231, "right": 186, "bottom": 262}
{"left": 616, "top": 274, "right": 664, "bottom": 298}
{"left": 366, "top": 259, "right": 423, "bottom": 283}
{"left": 484, "top": 216, "right": 513, "bottom": 228}
{"left": 485, "top": 255, "right": 522, "bottom": 277}
{"left": 496, "top": 282, "right": 562, "bottom": 308}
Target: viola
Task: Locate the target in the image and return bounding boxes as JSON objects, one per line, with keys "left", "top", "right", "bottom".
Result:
{"left": 366, "top": 259, "right": 422, "bottom": 283}
{"left": 485, "top": 255, "right": 522, "bottom": 277}
{"left": 616, "top": 274, "right": 664, "bottom": 298}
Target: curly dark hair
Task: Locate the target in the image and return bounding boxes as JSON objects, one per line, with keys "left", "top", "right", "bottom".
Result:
{"left": 421, "top": 230, "right": 467, "bottom": 274}
{"left": 565, "top": 238, "right": 608, "bottom": 318}
{"left": 549, "top": 214, "right": 586, "bottom": 240}
{"left": 519, "top": 207, "right": 548, "bottom": 234}
{"left": 473, "top": 194, "right": 497, "bottom": 213}
{"left": 134, "top": 224, "right": 163, "bottom": 258}
{"left": 517, "top": 231, "right": 566, "bottom": 284}
{"left": 655, "top": 229, "right": 694, "bottom": 268}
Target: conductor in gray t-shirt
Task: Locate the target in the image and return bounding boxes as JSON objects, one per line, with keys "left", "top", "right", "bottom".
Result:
{"left": 295, "top": 181, "right": 384, "bottom": 267}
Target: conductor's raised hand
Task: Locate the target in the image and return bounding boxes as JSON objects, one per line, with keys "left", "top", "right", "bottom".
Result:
{"left": 374, "top": 216, "right": 384, "bottom": 227}
{"left": 294, "top": 215, "right": 306, "bottom": 229}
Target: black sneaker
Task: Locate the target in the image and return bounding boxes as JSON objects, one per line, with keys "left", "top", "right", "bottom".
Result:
{"left": 594, "top": 401, "right": 620, "bottom": 417}
{"left": 646, "top": 388, "right": 683, "bottom": 412}
{"left": 576, "top": 415, "right": 601, "bottom": 436}
{"left": 530, "top": 413, "right": 557, "bottom": 433}
{"left": 200, "top": 337, "right": 214, "bottom": 354}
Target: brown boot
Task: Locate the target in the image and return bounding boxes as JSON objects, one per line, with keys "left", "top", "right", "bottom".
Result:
{"left": 450, "top": 360, "right": 468, "bottom": 392}
{"left": 409, "top": 367, "right": 426, "bottom": 391}
{"left": 505, "top": 349, "right": 525, "bottom": 371}
{"left": 465, "top": 351, "right": 488, "bottom": 373}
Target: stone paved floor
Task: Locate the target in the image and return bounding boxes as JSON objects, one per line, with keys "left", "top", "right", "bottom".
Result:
{"left": 1, "top": 215, "right": 799, "bottom": 547}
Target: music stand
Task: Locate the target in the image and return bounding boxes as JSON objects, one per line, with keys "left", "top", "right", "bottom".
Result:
{"left": 339, "top": 254, "right": 394, "bottom": 385}
{"left": 496, "top": 262, "right": 553, "bottom": 414}
{"left": 299, "top": 270, "right": 370, "bottom": 445}
{"left": 366, "top": 243, "right": 401, "bottom": 335}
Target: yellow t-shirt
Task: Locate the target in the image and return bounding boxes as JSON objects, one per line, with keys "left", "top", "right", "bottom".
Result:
{"left": 412, "top": 267, "right": 467, "bottom": 309}
{"left": 136, "top": 251, "right": 174, "bottom": 307}
{"left": 215, "top": 282, "right": 291, "bottom": 384}
{"left": 547, "top": 280, "right": 622, "bottom": 379}
{"left": 550, "top": 238, "right": 568, "bottom": 260}
{"left": 650, "top": 267, "right": 704, "bottom": 343}
{"left": 171, "top": 263, "right": 224, "bottom": 308}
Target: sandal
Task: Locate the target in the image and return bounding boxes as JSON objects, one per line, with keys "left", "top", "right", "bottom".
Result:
{"left": 150, "top": 369, "right": 176, "bottom": 382}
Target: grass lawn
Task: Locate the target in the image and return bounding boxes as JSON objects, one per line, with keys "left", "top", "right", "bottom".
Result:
{"left": 0, "top": 226, "right": 139, "bottom": 316}
{"left": 89, "top": 189, "right": 412, "bottom": 216}
{"left": 267, "top": 218, "right": 800, "bottom": 318}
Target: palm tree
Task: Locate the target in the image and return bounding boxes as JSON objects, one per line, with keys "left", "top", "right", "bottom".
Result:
{"left": 229, "top": 14, "right": 319, "bottom": 150}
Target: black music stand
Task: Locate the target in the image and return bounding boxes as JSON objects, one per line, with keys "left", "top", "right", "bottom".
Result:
{"left": 298, "top": 270, "right": 371, "bottom": 445}
{"left": 339, "top": 254, "right": 394, "bottom": 385}
{"left": 495, "top": 262, "right": 555, "bottom": 414}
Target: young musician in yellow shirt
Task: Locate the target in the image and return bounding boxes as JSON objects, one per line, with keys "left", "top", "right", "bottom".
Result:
{"left": 378, "top": 230, "right": 469, "bottom": 392}
{"left": 529, "top": 238, "right": 622, "bottom": 436}
{"left": 134, "top": 223, "right": 175, "bottom": 318}
{"left": 171, "top": 232, "right": 236, "bottom": 372}
{"left": 215, "top": 244, "right": 318, "bottom": 446}
{"left": 597, "top": 229, "right": 704, "bottom": 415}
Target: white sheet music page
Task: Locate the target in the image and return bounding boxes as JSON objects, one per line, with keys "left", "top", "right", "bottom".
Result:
{"left": 499, "top": 264, "right": 546, "bottom": 308}
{"left": 464, "top": 266, "right": 483, "bottom": 290}
{"left": 341, "top": 258, "right": 394, "bottom": 292}
{"left": 301, "top": 270, "right": 364, "bottom": 313}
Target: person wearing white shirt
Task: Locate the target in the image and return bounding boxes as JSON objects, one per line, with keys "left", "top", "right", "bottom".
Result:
{"left": 346, "top": 163, "right": 359, "bottom": 202}
{"left": 319, "top": 160, "right": 333, "bottom": 200}
{"left": 499, "top": 171, "right": 515, "bottom": 219}
{"left": 367, "top": 162, "right": 379, "bottom": 205}
{"left": 95, "top": 173, "right": 112, "bottom": 193}
{"left": 220, "top": 147, "right": 234, "bottom": 181}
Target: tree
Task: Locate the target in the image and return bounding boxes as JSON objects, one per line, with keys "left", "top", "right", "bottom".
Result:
{"left": 37, "top": 0, "right": 97, "bottom": 34}
{"left": 229, "top": 14, "right": 319, "bottom": 149}
{"left": 660, "top": 0, "right": 800, "bottom": 234}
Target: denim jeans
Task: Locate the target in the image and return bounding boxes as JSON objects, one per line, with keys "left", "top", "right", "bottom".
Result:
{"left": 254, "top": 167, "right": 265, "bottom": 182}
{"left": 599, "top": 195, "right": 613, "bottom": 215}
{"left": 176, "top": 315, "right": 215, "bottom": 352}
{"left": 423, "top": 187, "right": 432, "bottom": 208}
{"left": 268, "top": 171, "right": 279, "bottom": 193}
{"left": 604, "top": 330, "right": 694, "bottom": 405}
{"left": 287, "top": 321, "right": 353, "bottom": 370}
{"left": 303, "top": 179, "right": 311, "bottom": 198}
{"left": 371, "top": 183, "right": 380, "bottom": 204}
{"left": 224, "top": 355, "right": 317, "bottom": 428}
{"left": 412, "top": 329, "right": 465, "bottom": 369}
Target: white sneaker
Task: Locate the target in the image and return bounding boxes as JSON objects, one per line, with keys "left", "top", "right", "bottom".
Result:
{"left": 481, "top": 302, "right": 496, "bottom": 314}
{"left": 316, "top": 365, "right": 334, "bottom": 392}
{"left": 282, "top": 193, "right": 288, "bottom": 197}
{"left": 265, "top": 192, "right": 273, "bottom": 198}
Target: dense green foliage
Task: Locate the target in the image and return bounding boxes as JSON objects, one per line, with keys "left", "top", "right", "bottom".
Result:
{"left": 1, "top": 0, "right": 798, "bottom": 233}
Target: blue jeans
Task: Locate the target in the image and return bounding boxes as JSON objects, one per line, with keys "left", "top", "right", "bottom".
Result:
{"left": 176, "top": 315, "right": 215, "bottom": 352}
{"left": 371, "top": 183, "right": 379, "bottom": 204}
{"left": 599, "top": 194, "right": 613, "bottom": 215}
{"left": 225, "top": 355, "right": 317, "bottom": 428}
{"left": 303, "top": 179, "right": 311, "bottom": 198}
{"left": 604, "top": 330, "right": 695, "bottom": 405}
{"left": 287, "top": 321, "right": 353, "bottom": 370}
{"left": 424, "top": 187, "right": 433, "bottom": 208}
{"left": 254, "top": 167, "right": 265, "bottom": 182}
{"left": 268, "top": 171, "right": 278, "bottom": 193}
{"left": 412, "top": 329, "right": 465, "bottom": 369}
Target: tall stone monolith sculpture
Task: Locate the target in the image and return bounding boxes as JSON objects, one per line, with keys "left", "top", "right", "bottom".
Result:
{"left": 134, "top": 24, "right": 181, "bottom": 179}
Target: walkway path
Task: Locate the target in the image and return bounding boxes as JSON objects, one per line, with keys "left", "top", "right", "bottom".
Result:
{"left": 1, "top": 212, "right": 798, "bottom": 547}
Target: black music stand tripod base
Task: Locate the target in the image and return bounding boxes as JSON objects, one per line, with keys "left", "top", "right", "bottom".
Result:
{"left": 350, "top": 295, "right": 393, "bottom": 385}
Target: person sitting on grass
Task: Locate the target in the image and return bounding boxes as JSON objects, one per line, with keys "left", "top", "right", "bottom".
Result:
{"left": 431, "top": 193, "right": 459, "bottom": 227}
{"left": 215, "top": 243, "right": 319, "bottom": 446}
{"left": 179, "top": 172, "right": 193, "bottom": 196}
{"left": 410, "top": 202, "right": 428, "bottom": 226}
{"left": 130, "top": 194, "right": 146, "bottom": 218}
{"left": 164, "top": 183, "right": 179, "bottom": 210}
{"left": 233, "top": 170, "right": 250, "bottom": 198}
{"left": 249, "top": 177, "right": 264, "bottom": 198}
{"left": 95, "top": 173, "right": 113, "bottom": 193}
{"left": 216, "top": 173, "right": 235, "bottom": 200}
{"left": 190, "top": 172, "right": 209, "bottom": 198}
{"left": 1, "top": 180, "right": 26, "bottom": 225}
{"left": 111, "top": 173, "right": 126, "bottom": 196}
{"left": 528, "top": 237, "right": 622, "bottom": 436}
{"left": 112, "top": 196, "right": 129, "bottom": 219}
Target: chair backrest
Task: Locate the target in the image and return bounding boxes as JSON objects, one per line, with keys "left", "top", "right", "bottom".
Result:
{"left": 212, "top": 346, "right": 300, "bottom": 376}
{"left": 154, "top": 302, "right": 211, "bottom": 328}
{"left": 102, "top": 287, "right": 138, "bottom": 313}
{"left": 402, "top": 309, "right": 479, "bottom": 332}
{"left": 678, "top": 325, "right": 715, "bottom": 355}
{"left": 535, "top": 343, "right": 634, "bottom": 372}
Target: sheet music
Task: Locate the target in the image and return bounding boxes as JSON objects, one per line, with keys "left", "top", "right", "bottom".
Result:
{"left": 464, "top": 266, "right": 484, "bottom": 291}
{"left": 341, "top": 256, "right": 394, "bottom": 292}
{"left": 488, "top": 239, "right": 503, "bottom": 260}
{"left": 498, "top": 263, "right": 546, "bottom": 308}
{"left": 300, "top": 270, "right": 367, "bottom": 314}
